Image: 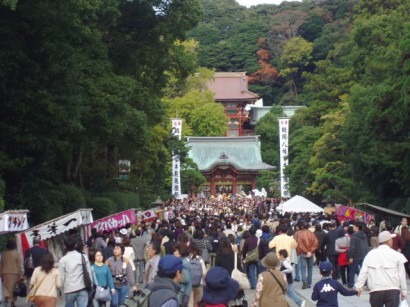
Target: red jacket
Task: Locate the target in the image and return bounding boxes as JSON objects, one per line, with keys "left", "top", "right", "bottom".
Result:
{"left": 389, "top": 230, "right": 405, "bottom": 251}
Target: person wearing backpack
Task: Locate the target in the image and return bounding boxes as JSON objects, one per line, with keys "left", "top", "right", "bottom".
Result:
{"left": 188, "top": 243, "right": 206, "bottom": 307}
{"left": 173, "top": 243, "right": 192, "bottom": 307}
{"left": 146, "top": 255, "right": 184, "bottom": 306}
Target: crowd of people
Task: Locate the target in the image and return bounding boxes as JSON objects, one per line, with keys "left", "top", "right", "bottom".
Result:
{"left": 1, "top": 196, "right": 409, "bottom": 307}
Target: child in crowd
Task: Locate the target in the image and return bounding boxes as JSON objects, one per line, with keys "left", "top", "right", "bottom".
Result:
{"left": 278, "top": 249, "right": 306, "bottom": 307}
{"left": 312, "top": 261, "right": 359, "bottom": 306}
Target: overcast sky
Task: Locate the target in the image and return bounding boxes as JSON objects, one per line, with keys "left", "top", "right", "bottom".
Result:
{"left": 236, "top": 0, "right": 300, "bottom": 7}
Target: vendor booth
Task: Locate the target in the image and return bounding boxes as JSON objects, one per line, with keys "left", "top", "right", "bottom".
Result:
{"left": 15, "top": 209, "right": 93, "bottom": 261}
{"left": 278, "top": 195, "right": 324, "bottom": 213}
{"left": 0, "top": 210, "right": 29, "bottom": 301}
{"left": 360, "top": 203, "right": 410, "bottom": 219}
{"left": 87, "top": 209, "right": 137, "bottom": 233}
{"left": 335, "top": 204, "right": 374, "bottom": 224}
{"left": 0, "top": 210, "right": 29, "bottom": 235}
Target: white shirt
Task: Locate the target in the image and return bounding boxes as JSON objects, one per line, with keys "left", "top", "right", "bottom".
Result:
{"left": 355, "top": 244, "right": 407, "bottom": 294}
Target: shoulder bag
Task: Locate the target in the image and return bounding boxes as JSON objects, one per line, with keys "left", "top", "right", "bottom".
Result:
{"left": 245, "top": 238, "right": 260, "bottom": 263}
{"left": 268, "top": 271, "right": 290, "bottom": 307}
{"left": 231, "top": 252, "right": 250, "bottom": 290}
{"left": 80, "top": 252, "right": 93, "bottom": 291}
{"left": 268, "top": 270, "right": 287, "bottom": 294}
{"left": 91, "top": 266, "right": 111, "bottom": 302}
{"left": 27, "top": 274, "right": 47, "bottom": 302}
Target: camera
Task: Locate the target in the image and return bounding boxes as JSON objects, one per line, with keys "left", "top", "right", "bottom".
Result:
{"left": 115, "top": 275, "right": 125, "bottom": 283}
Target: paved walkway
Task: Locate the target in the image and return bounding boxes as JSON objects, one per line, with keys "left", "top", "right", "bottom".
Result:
{"left": 12, "top": 265, "right": 410, "bottom": 306}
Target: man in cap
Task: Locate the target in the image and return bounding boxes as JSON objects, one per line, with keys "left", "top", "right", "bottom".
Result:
{"left": 146, "top": 254, "right": 184, "bottom": 307}
{"left": 355, "top": 231, "right": 408, "bottom": 306}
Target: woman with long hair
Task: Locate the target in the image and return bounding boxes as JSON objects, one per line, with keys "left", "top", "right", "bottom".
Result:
{"left": 92, "top": 250, "right": 115, "bottom": 307}
{"left": 28, "top": 252, "right": 61, "bottom": 307}
{"left": 215, "top": 238, "right": 246, "bottom": 307}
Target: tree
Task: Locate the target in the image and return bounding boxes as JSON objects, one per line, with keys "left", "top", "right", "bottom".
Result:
{"left": 163, "top": 68, "right": 226, "bottom": 137}
{"left": 268, "top": 9, "right": 309, "bottom": 58}
{"left": 0, "top": 0, "right": 202, "bottom": 222}
{"left": 279, "top": 37, "right": 313, "bottom": 95}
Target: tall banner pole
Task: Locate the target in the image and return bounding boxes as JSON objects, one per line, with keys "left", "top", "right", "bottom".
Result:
{"left": 279, "top": 118, "right": 290, "bottom": 198}
{"left": 171, "top": 118, "right": 183, "bottom": 199}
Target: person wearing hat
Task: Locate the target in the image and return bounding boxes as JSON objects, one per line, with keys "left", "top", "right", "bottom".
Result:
{"left": 355, "top": 231, "right": 408, "bottom": 306}
{"left": 145, "top": 254, "right": 184, "bottom": 306}
{"left": 312, "top": 261, "right": 358, "bottom": 306}
{"left": 197, "top": 266, "right": 240, "bottom": 307}
{"left": 251, "top": 252, "right": 288, "bottom": 307}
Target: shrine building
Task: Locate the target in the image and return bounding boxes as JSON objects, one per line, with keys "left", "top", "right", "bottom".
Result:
{"left": 186, "top": 136, "right": 275, "bottom": 197}
{"left": 207, "top": 72, "right": 259, "bottom": 136}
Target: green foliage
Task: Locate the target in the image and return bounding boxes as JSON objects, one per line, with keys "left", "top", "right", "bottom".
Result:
{"left": 279, "top": 37, "right": 313, "bottom": 95}
{"left": 0, "top": 0, "right": 201, "bottom": 223}
{"left": 255, "top": 107, "right": 283, "bottom": 166}
{"left": 180, "top": 158, "right": 206, "bottom": 194}
{"left": 163, "top": 68, "right": 226, "bottom": 137}
{"left": 87, "top": 197, "right": 117, "bottom": 220}
{"left": 0, "top": 0, "right": 16, "bottom": 9}
{"left": 104, "top": 191, "right": 140, "bottom": 212}
{"left": 255, "top": 170, "right": 280, "bottom": 198}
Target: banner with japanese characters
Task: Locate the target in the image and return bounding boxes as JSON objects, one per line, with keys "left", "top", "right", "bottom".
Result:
{"left": 91, "top": 209, "right": 136, "bottom": 233}
{"left": 171, "top": 118, "right": 182, "bottom": 199}
{"left": 21, "top": 209, "right": 93, "bottom": 242}
{"left": 279, "top": 118, "right": 290, "bottom": 198}
{"left": 0, "top": 210, "right": 29, "bottom": 234}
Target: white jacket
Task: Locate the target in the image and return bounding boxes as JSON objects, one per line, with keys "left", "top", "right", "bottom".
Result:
{"left": 355, "top": 245, "right": 407, "bottom": 294}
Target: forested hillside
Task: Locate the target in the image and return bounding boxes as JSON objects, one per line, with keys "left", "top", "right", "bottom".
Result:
{"left": 0, "top": 0, "right": 205, "bottom": 224}
{"left": 189, "top": 0, "right": 410, "bottom": 212}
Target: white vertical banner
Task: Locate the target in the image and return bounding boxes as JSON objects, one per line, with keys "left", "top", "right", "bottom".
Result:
{"left": 171, "top": 118, "right": 183, "bottom": 199}
{"left": 279, "top": 118, "right": 290, "bottom": 198}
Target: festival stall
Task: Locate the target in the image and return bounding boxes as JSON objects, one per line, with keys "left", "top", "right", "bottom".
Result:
{"left": 361, "top": 203, "right": 410, "bottom": 219}
{"left": 137, "top": 208, "right": 166, "bottom": 223}
{"left": 87, "top": 209, "right": 137, "bottom": 233}
{"left": 0, "top": 210, "right": 30, "bottom": 301}
{"left": 0, "top": 210, "right": 30, "bottom": 235}
{"left": 334, "top": 204, "right": 374, "bottom": 224}
{"left": 278, "top": 195, "right": 324, "bottom": 213}
{"left": 15, "top": 209, "right": 93, "bottom": 261}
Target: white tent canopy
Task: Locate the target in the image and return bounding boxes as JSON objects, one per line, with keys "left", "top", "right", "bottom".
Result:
{"left": 278, "top": 195, "right": 324, "bottom": 213}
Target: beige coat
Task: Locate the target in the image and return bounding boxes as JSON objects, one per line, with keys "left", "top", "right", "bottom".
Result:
{"left": 29, "top": 267, "right": 61, "bottom": 298}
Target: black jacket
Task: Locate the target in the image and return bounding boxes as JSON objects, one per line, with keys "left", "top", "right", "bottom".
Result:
{"left": 323, "top": 229, "right": 340, "bottom": 256}
{"left": 347, "top": 231, "right": 369, "bottom": 261}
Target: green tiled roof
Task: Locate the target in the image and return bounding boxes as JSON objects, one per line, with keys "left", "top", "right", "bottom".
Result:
{"left": 186, "top": 136, "right": 276, "bottom": 172}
